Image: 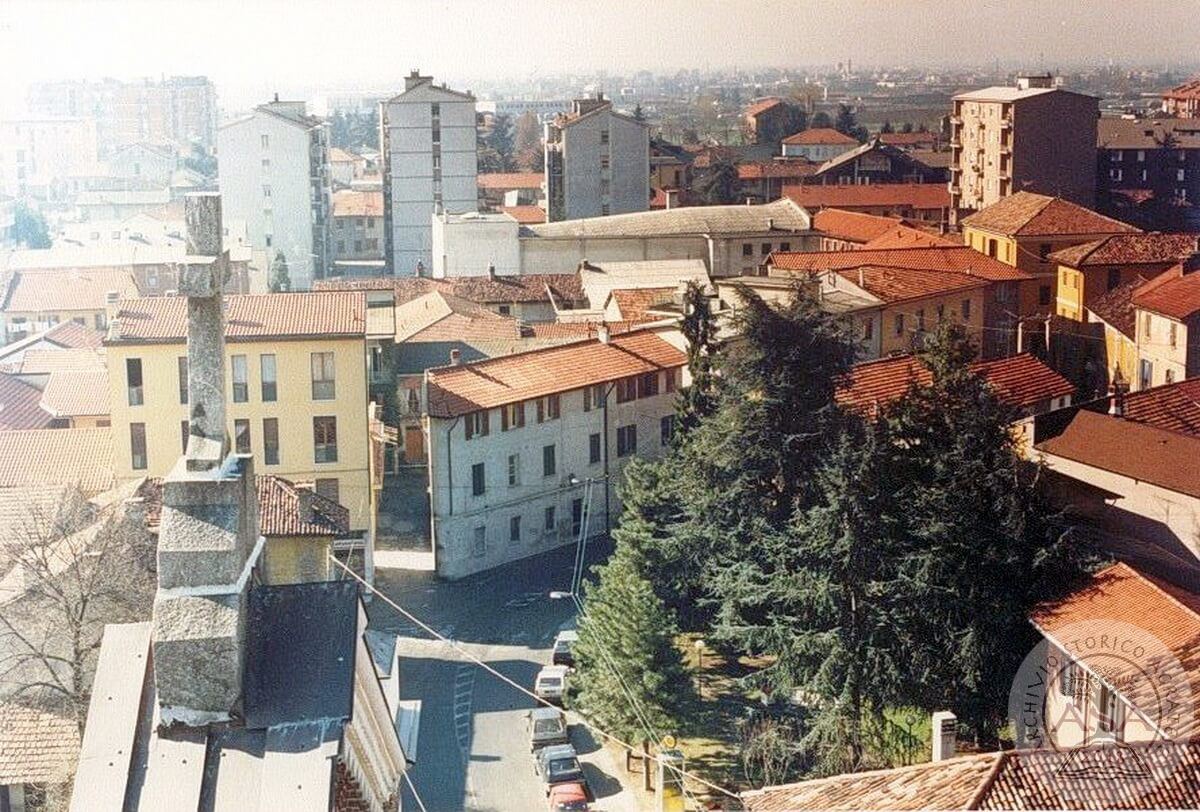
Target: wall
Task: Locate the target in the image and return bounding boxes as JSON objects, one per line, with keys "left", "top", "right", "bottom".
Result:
{"left": 333, "top": 214, "right": 384, "bottom": 261}
{"left": 519, "top": 234, "right": 707, "bottom": 275}
{"left": 1013, "top": 92, "right": 1098, "bottom": 208}
{"left": 878, "top": 289, "right": 986, "bottom": 357}
{"left": 427, "top": 369, "right": 682, "bottom": 579}
{"left": 782, "top": 142, "right": 854, "bottom": 162}
{"left": 1135, "top": 309, "right": 1194, "bottom": 388}
{"left": 262, "top": 535, "right": 334, "bottom": 584}
{"left": 550, "top": 109, "right": 649, "bottom": 221}
{"left": 431, "top": 214, "right": 520, "bottom": 277}
{"left": 1040, "top": 644, "right": 1160, "bottom": 749}
{"left": 106, "top": 336, "right": 372, "bottom": 529}
{"left": 0, "top": 118, "right": 99, "bottom": 195}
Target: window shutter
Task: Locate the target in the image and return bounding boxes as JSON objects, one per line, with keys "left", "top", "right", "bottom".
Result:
{"left": 501, "top": 407, "right": 510, "bottom": 432}
{"left": 481, "top": 411, "right": 489, "bottom": 436}
{"left": 465, "top": 416, "right": 474, "bottom": 441}
{"left": 537, "top": 398, "right": 545, "bottom": 423}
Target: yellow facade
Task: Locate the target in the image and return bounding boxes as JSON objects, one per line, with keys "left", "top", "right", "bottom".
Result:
{"left": 877, "top": 288, "right": 987, "bottom": 356}
{"left": 106, "top": 336, "right": 372, "bottom": 530}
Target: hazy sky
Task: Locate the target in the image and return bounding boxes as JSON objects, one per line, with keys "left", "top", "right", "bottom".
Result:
{"left": 2, "top": 0, "right": 1198, "bottom": 112}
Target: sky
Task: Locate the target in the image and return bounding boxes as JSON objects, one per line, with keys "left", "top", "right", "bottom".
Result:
{"left": 2, "top": 0, "right": 1199, "bottom": 113}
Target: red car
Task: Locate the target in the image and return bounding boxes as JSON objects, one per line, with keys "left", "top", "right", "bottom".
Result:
{"left": 547, "top": 782, "right": 589, "bottom": 811}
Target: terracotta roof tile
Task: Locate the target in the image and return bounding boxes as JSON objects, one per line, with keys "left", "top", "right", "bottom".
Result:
{"left": 1115, "top": 378, "right": 1200, "bottom": 437}
{"left": 0, "top": 702, "right": 79, "bottom": 784}
{"left": 40, "top": 368, "right": 110, "bottom": 417}
{"left": 962, "top": 191, "right": 1139, "bottom": 237}
{"left": 42, "top": 320, "right": 105, "bottom": 349}
{"left": 3, "top": 268, "right": 139, "bottom": 313}
{"left": 837, "top": 353, "right": 1073, "bottom": 415}
{"left": 1087, "top": 276, "right": 1147, "bottom": 339}
{"left": 394, "top": 291, "right": 523, "bottom": 342}
{"left": 315, "top": 274, "right": 585, "bottom": 306}
{"left": 329, "top": 146, "right": 361, "bottom": 163}
{"left": 1049, "top": 233, "right": 1199, "bottom": 268}
{"left": 1164, "top": 77, "right": 1200, "bottom": 100}
{"left": 862, "top": 225, "right": 959, "bottom": 250}
{"left": 109, "top": 292, "right": 366, "bottom": 343}
{"left": 737, "top": 161, "right": 818, "bottom": 180}
{"left": 813, "top": 209, "right": 908, "bottom": 244}
{"left": 1132, "top": 262, "right": 1200, "bottom": 320}
{"left": 743, "top": 97, "right": 785, "bottom": 118}
{"left": 607, "top": 287, "right": 677, "bottom": 321}
{"left": 782, "top": 182, "right": 950, "bottom": 211}
{"left": 426, "top": 329, "right": 685, "bottom": 417}
{"left": 770, "top": 245, "right": 1031, "bottom": 282}
{"left": 497, "top": 204, "right": 546, "bottom": 224}
{"left": 331, "top": 189, "right": 383, "bottom": 218}
{"left": 0, "top": 428, "right": 113, "bottom": 493}
{"left": 477, "top": 172, "right": 544, "bottom": 190}
{"left": 781, "top": 127, "right": 859, "bottom": 146}
{"left": 835, "top": 264, "right": 986, "bottom": 303}
{"left": 878, "top": 132, "right": 940, "bottom": 148}
{"left": 17, "top": 348, "right": 106, "bottom": 374}
{"left": 134, "top": 476, "right": 349, "bottom": 537}
{"left": 0, "top": 373, "right": 55, "bottom": 430}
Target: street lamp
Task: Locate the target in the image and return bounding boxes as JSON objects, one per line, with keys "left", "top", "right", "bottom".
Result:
{"left": 694, "top": 639, "right": 706, "bottom": 699}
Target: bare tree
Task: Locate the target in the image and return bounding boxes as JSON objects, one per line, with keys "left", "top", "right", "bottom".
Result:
{"left": 0, "top": 487, "right": 156, "bottom": 730}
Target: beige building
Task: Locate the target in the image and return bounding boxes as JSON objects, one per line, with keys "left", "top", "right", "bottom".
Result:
{"left": 1130, "top": 261, "right": 1200, "bottom": 388}
{"left": 949, "top": 75, "right": 1098, "bottom": 225}
{"left": 331, "top": 188, "right": 385, "bottom": 270}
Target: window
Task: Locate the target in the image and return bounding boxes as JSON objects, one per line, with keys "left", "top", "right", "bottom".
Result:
{"left": 180, "top": 420, "right": 189, "bottom": 453}
{"left": 315, "top": 478, "right": 339, "bottom": 503}
{"left": 126, "top": 358, "right": 144, "bottom": 406}
{"left": 1178, "top": 169, "right": 1187, "bottom": 182}
{"left": 571, "top": 499, "right": 583, "bottom": 535}
{"left": 862, "top": 317, "right": 873, "bottom": 340}
{"left": 509, "top": 515, "right": 522, "bottom": 543}
{"left": 432, "top": 155, "right": 441, "bottom": 170}
{"left": 961, "top": 299, "right": 971, "bottom": 320}
{"left": 1139, "top": 358, "right": 1153, "bottom": 391}
{"left": 262, "top": 184, "right": 272, "bottom": 198}
{"left": 234, "top": 419, "right": 250, "bottom": 454}
{"left": 1106, "top": 268, "right": 1121, "bottom": 292}
{"left": 617, "top": 424, "right": 637, "bottom": 457}
{"left": 536, "top": 395, "right": 560, "bottom": 423}
{"left": 664, "top": 368, "right": 677, "bottom": 393}
{"left": 660, "top": 415, "right": 674, "bottom": 446}
{"left": 430, "top": 102, "right": 440, "bottom": 118}
{"left": 1038, "top": 243, "right": 1052, "bottom": 260}
{"left": 542, "top": 444, "right": 556, "bottom": 477}
{"left": 231, "top": 355, "right": 248, "bottom": 402}
{"left": 177, "top": 356, "right": 188, "bottom": 404}
{"left": 501, "top": 402, "right": 525, "bottom": 431}
{"left": 313, "top": 417, "right": 338, "bottom": 463}
{"left": 261, "top": 157, "right": 270, "bottom": 170}
{"left": 637, "top": 372, "right": 659, "bottom": 399}
{"left": 311, "top": 352, "right": 335, "bottom": 399}
{"left": 1143, "top": 312, "right": 1152, "bottom": 338}
{"left": 742, "top": 243, "right": 753, "bottom": 257}
{"left": 472, "top": 463, "right": 486, "bottom": 496}
{"left": 1170, "top": 321, "right": 1178, "bottom": 348}
{"left": 616, "top": 377, "right": 637, "bottom": 403}
{"left": 936, "top": 304, "right": 945, "bottom": 323}
{"left": 464, "top": 410, "right": 489, "bottom": 439}
{"left": 1112, "top": 150, "right": 1123, "bottom": 162}
{"left": 894, "top": 314, "right": 904, "bottom": 336}
{"left": 472, "top": 526, "right": 486, "bottom": 558}
{"left": 601, "top": 204, "right": 610, "bottom": 216}
{"left": 1058, "top": 659, "right": 1078, "bottom": 698}
{"left": 508, "top": 453, "right": 521, "bottom": 487}
{"left": 263, "top": 418, "right": 279, "bottom": 465}
{"left": 583, "top": 384, "right": 605, "bottom": 411}
{"left": 130, "top": 423, "right": 147, "bottom": 470}
{"left": 986, "top": 238, "right": 997, "bottom": 259}
{"left": 261, "top": 134, "right": 269, "bottom": 149}
{"left": 1166, "top": 368, "right": 1176, "bottom": 385}
{"left": 498, "top": 304, "right": 511, "bottom": 316}
{"left": 337, "top": 240, "right": 345, "bottom": 253}
{"left": 589, "top": 432, "right": 602, "bottom": 464}
{"left": 1097, "top": 684, "right": 1125, "bottom": 738}
{"left": 544, "top": 506, "right": 556, "bottom": 533}
{"left": 260, "top": 355, "right": 277, "bottom": 401}
{"left": 780, "top": 241, "right": 791, "bottom": 252}
{"left": 1039, "top": 285, "right": 1052, "bottom": 306}
{"left": 600, "top": 129, "right": 609, "bottom": 145}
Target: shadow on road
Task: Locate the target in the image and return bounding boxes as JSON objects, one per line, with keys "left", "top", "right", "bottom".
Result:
{"left": 580, "top": 761, "right": 625, "bottom": 802}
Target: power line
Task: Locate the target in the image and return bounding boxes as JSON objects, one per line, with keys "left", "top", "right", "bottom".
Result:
{"left": 401, "top": 766, "right": 429, "bottom": 812}
{"left": 327, "top": 554, "right": 740, "bottom": 803}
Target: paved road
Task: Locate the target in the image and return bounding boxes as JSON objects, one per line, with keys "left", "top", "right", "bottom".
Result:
{"left": 368, "top": 542, "right": 642, "bottom": 812}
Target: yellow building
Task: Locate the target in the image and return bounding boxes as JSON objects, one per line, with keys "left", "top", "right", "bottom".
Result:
{"left": 960, "top": 192, "right": 1138, "bottom": 317}
{"left": 104, "top": 291, "right": 375, "bottom": 531}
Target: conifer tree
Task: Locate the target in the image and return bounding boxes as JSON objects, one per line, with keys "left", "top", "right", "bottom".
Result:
{"left": 268, "top": 251, "right": 291, "bottom": 293}
{"left": 675, "top": 281, "right": 719, "bottom": 435}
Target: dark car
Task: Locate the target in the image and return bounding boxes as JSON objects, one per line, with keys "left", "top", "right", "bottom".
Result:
{"left": 535, "top": 744, "right": 587, "bottom": 795}
{"left": 528, "top": 706, "right": 569, "bottom": 752}
{"left": 547, "top": 781, "right": 590, "bottom": 811}
{"left": 552, "top": 630, "right": 578, "bottom": 667}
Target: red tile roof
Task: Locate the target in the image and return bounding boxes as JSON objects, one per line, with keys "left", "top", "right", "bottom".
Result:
{"left": 17, "top": 348, "right": 105, "bottom": 374}
{"left": 39, "top": 368, "right": 110, "bottom": 417}
{"left": 1087, "top": 276, "right": 1147, "bottom": 339}
{"left": 0, "top": 702, "right": 79, "bottom": 785}
{"left": 477, "top": 172, "right": 544, "bottom": 190}
{"left": 3, "top": 269, "right": 139, "bottom": 313}
{"left": 836, "top": 264, "right": 987, "bottom": 303}
{"left": 109, "top": 292, "right": 366, "bottom": 343}
{"left": 782, "top": 182, "right": 951, "bottom": 212}
{"left": 1164, "top": 77, "right": 1200, "bottom": 100}
{"left": 1036, "top": 409, "right": 1200, "bottom": 499}
{"left": 0, "top": 373, "right": 55, "bottom": 430}
{"left": 769, "top": 245, "right": 1031, "bottom": 282}
{"left": 1114, "top": 378, "right": 1200, "bottom": 437}
{"left": 737, "top": 161, "right": 818, "bottom": 180}
{"left": 42, "top": 320, "right": 105, "bottom": 349}
{"left": 607, "top": 287, "right": 676, "bottom": 321}
{"left": 878, "top": 132, "right": 940, "bottom": 147}
{"left": 332, "top": 189, "right": 383, "bottom": 218}
{"left": 0, "top": 428, "right": 113, "bottom": 493}
{"left": 813, "top": 209, "right": 908, "bottom": 244}
{"left": 426, "top": 329, "right": 685, "bottom": 417}
{"left": 743, "top": 97, "right": 784, "bottom": 118}
{"left": 1131, "top": 262, "right": 1200, "bottom": 320}
{"left": 781, "top": 127, "right": 858, "bottom": 146}
{"left": 961, "top": 191, "right": 1140, "bottom": 237}
{"left": 1031, "top": 561, "right": 1200, "bottom": 739}
{"left": 315, "top": 274, "right": 584, "bottom": 306}
{"left": 862, "top": 225, "right": 959, "bottom": 249}
{"left": 135, "top": 476, "right": 349, "bottom": 537}
{"left": 497, "top": 204, "right": 547, "bottom": 224}
{"left": 1049, "top": 233, "right": 1198, "bottom": 268}
{"left": 837, "top": 353, "right": 1074, "bottom": 415}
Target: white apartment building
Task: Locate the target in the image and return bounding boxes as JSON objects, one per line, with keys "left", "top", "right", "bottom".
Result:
{"left": 424, "top": 328, "right": 686, "bottom": 579}
{"left": 380, "top": 71, "right": 478, "bottom": 276}
{"left": 0, "top": 117, "right": 100, "bottom": 197}
{"left": 545, "top": 95, "right": 650, "bottom": 222}
{"left": 431, "top": 210, "right": 521, "bottom": 277}
{"left": 217, "top": 99, "right": 333, "bottom": 290}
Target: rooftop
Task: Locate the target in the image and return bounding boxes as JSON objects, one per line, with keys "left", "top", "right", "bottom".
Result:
{"left": 477, "top": 172, "right": 544, "bottom": 190}
{"left": 769, "top": 245, "right": 1031, "bottom": 282}
{"left": 835, "top": 264, "right": 986, "bottom": 304}
{"left": 781, "top": 127, "right": 858, "bottom": 146}
{"left": 314, "top": 273, "right": 585, "bottom": 305}
{"left": 1048, "top": 233, "right": 1198, "bottom": 267}
{"left": 0, "top": 373, "right": 55, "bottom": 429}
{"left": 953, "top": 84, "right": 1076, "bottom": 102}
{"left": 1131, "top": 262, "right": 1200, "bottom": 321}
{"left": 0, "top": 427, "right": 113, "bottom": 493}
{"left": 578, "top": 258, "right": 710, "bottom": 309}
{"left": 1087, "top": 276, "right": 1146, "bottom": 339}
{"left": 1109, "top": 378, "right": 1200, "bottom": 438}
{"left": 737, "top": 161, "right": 818, "bottom": 180}
{"left": 39, "top": 368, "right": 110, "bottom": 417}
{"left": 1098, "top": 117, "right": 1200, "bottom": 150}
{"left": 813, "top": 138, "right": 932, "bottom": 177}
{"left": 15, "top": 347, "right": 105, "bottom": 375}
{"left": 426, "top": 329, "right": 686, "bottom": 418}
{"left": 331, "top": 189, "right": 383, "bottom": 218}
{"left": 782, "top": 182, "right": 951, "bottom": 211}
{"left": 961, "top": 192, "right": 1139, "bottom": 237}
{"left": 743, "top": 97, "right": 785, "bottom": 118}
{"left": 3, "top": 268, "right": 139, "bottom": 313}
{"left": 862, "top": 225, "right": 959, "bottom": 250}
{"left": 606, "top": 287, "right": 678, "bottom": 321}
{"left": 1164, "top": 77, "right": 1200, "bottom": 100}
{"left": 497, "top": 204, "right": 547, "bottom": 224}
{"left": 812, "top": 208, "right": 911, "bottom": 244}
{"left": 108, "top": 292, "right": 366, "bottom": 343}
{"left": 0, "top": 702, "right": 80, "bottom": 785}
{"left": 526, "top": 198, "right": 810, "bottom": 239}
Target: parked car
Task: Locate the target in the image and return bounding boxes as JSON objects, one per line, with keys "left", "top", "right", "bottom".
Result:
{"left": 535, "top": 665, "right": 570, "bottom": 705}
{"left": 535, "top": 744, "right": 587, "bottom": 795}
{"left": 528, "top": 706, "right": 569, "bottom": 752}
{"left": 552, "top": 630, "right": 579, "bottom": 667}
{"left": 547, "top": 781, "right": 590, "bottom": 811}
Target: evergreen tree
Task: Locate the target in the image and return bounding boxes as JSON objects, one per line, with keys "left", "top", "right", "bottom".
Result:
{"left": 900, "top": 122, "right": 915, "bottom": 134}
{"left": 513, "top": 111, "right": 544, "bottom": 172}
{"left": 12, "top": 202, "right": 50, "bottom": 249}
{"left": 573, "top": 544, "right": 692, "bottom": 744}
{"left": 695, "top": 156, "right": 739, "bottom": 205}
{"left": 268, "top": 251, "right": 291, "bottom": 293}
{"left": 633, "top": 103, "right": 646, "bottom": 122}
{"left": 810, "top": 111, "right": 833, "bottom": 129}
{"left": 676, "top": 281, "right": 719, "bottom": 434}
{"left": 880, "top": 120, "right": 895, "bottom": 134}
{"left": 484, "top": 113, "right": 514, "bottom": 168}
{"left": 834, "top": 104, "right": 869, "bottom": 142}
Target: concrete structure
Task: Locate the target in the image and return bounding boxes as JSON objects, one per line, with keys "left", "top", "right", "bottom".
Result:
{"left": 782, "top": 183, "right": 952, "bottom": 226}
{"left": 949, "top": 75, "right": 1099, "bottom": 224}
{"left": 380, "top": 71, "right": 478, "bottom": 275}
{"left": 424, "top": 328, "right": 686, "bottom": 578}
{"left": 332, "top": 188, "right": 385, "bottom": 264}
{"left": 218, "top": 99, "right": 332, "bottom": 290}
{"left": 74, "top": 187, "right": 172, "bottom": 221}
{"left": 431, "top": 210, "right": 521, "bottom": 277}
{"left": 545, "top": 95, "right": 649, "bottom": 222}
{"left": 476, "top": 98, "right": 571, "bottom": 123}
{"left": 0, "top": 117, "right": 99, "bottom": 197}
{"left": 1096, "top": 117, "right": 1200, "bottom": 231}
{"left": 1130, "top": 261, "right": 1200, "bottom": 388}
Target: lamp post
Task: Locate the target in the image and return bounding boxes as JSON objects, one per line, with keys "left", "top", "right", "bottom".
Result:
{"left": 694, "top": 639, "right": 706, "bottom": 699}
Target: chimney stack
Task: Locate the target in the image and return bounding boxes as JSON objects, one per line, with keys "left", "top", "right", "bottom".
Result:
{"left": 597, "top": 323, "right": 611, "bottom": 344}
{"left": 931, "top": 711, "right": 957, "bottom": 762}
{"left": 296, "top": 482, "right": 315, "bottom": 525}
{"left": 1109, "top": 372, "right": 1129, "bottom": 416}
{"left": 487, "top": 263, "right": 496, "bottom": 279}
{"left": 450, "top": 348, "right": 462, "bottom": 365}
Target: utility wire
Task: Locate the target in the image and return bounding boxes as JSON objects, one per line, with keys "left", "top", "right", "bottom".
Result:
{"left": 400, "top": 766, "right": 430, "bottom": 812}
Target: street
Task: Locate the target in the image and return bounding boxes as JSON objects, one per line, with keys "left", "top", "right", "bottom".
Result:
{"left": 368, "top": 541, "right": 643, "bottom": 812}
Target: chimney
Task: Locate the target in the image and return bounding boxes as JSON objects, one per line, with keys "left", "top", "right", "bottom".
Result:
{"left": 151, "top": 192, "right": 261, "bottom": 728}
{"left": 597, "top": 323, "right": 611, "bottom": 344}
{"left": 450, "top": 348, "right": 462, "bottom": 365}
{"left": 665, "top": 189, "right": 679, "bottom": 210}
{"left": 931, "top": 711, "right": 957, "bottom": 761}
{"left": 1109, "top": 372, "right": 1129, "bottom": 416}
{"left": 296, "top": 482, "right": 315, "bottom": 525}
{"left": 487, "top": 263, "right": 496, "bottom": 279}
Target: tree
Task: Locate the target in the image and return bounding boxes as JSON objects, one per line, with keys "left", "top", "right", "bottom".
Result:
{"left": 183, "top": 142, "right": 216, "bottom": 178}
{"left": 834, "top": 104, "right": 869, "bottom": 142}
{"left": 900, "top": 122, "right": 915, "bottom": 134}
{"left": 268, "top": 251, "right": 291, "bottom": 293}
{"left": 633, "top": 103, "right": 646, "bottom": 122}
{"left": 810, "top": 111, "right": 833, "bottom": 129}
{"left": 880, "top": 120, "right": 895, "bottom": 134}
{"left": 573, "top": 544, "right": 692, "bottom": 745}
{"left": 676, "top": 281, "right": 719, "bottom": 434}
{"left": 483, "top": 113, "right": 514, "bottom": 169}
{"left": 12, "top": 202, "right": 50, "bottom": 249}
{"left": 0, "top": 489, "right": 156, "bottom": 730}
{"left": 513, "top": 111, "right": 544, "bottom": 172}
{"left": 694, "top": 156, "right": 739, "bottom": 205}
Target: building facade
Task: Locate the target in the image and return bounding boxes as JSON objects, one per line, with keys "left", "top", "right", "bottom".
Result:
{"left": 0, "top": 117, "right": 99, "bottom": 197}
{"left": 380, "top": 71, "right": 479, "bottom": 276}
{"left": 949, "top": 75, "right": 1098, "bottom": 224}
{"left": 545, "top": 96, "right": 650, "bottom": 222}
{"left": 217, "top": 100, "right": 333, "bottom": 290}
{"left": 1096, "top": 117, "right": 1200, "bottom": 231}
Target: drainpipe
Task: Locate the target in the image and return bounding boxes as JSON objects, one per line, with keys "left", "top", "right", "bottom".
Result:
{"left": 428, "top": 414, "right": 459, "bottom": 574}
{"left": 602, "top": 381, "right": 615, "bottom": 535}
